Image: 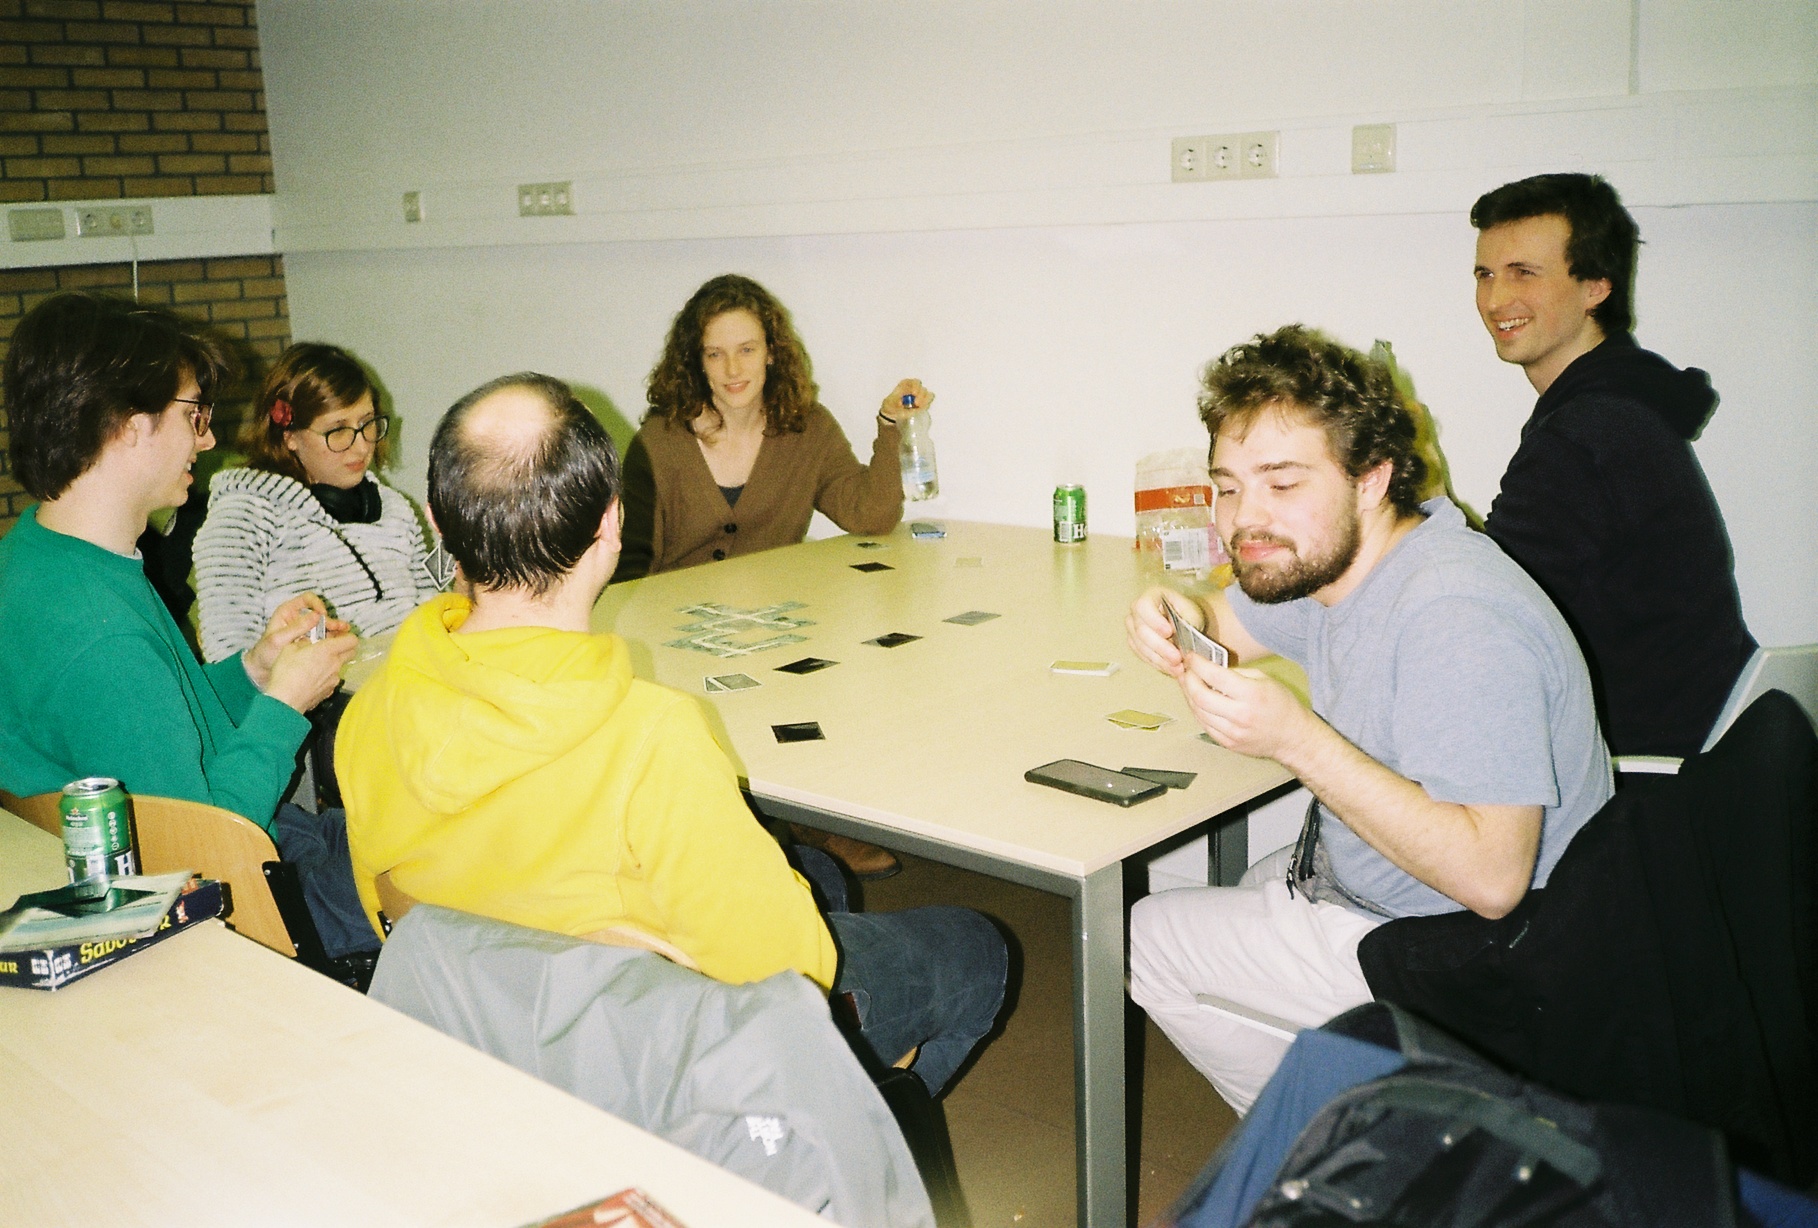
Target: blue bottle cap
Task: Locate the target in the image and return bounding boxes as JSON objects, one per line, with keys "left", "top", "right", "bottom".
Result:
{"left": 901, "top": 393, "right": 915, "bottom": 409}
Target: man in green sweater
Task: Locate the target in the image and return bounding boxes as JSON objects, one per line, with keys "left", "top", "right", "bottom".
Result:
{"left": 0, "top": 292, "right": 375, "bottom": 959}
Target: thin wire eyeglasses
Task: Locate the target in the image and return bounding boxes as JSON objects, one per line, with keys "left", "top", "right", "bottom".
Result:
{"left": 170, "top": 397, "right": 213, "bottom": 438}
{"left": 304, "top": 415, "right": 391, "bottom": 453}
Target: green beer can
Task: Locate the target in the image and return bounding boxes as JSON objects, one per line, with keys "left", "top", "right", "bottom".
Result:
{"left": 60, "top": 777, "right": 136, "bottom": 898}
{"left": 1053, "top": 484, "right": 1087, "bottom": 544}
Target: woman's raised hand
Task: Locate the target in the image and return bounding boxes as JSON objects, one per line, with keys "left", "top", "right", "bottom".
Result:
{"left": 880, "top": 379, "right": 935, "bottom": 421}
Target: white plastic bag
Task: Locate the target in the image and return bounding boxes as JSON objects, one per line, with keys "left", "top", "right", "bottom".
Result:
{"left": 1134, "top": 448, "right": 1227, "bottom": 575}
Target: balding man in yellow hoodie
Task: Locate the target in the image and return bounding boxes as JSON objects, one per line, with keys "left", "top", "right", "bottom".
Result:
{"left": 339, "top": 372, "right": 1005, "bottom": 1095}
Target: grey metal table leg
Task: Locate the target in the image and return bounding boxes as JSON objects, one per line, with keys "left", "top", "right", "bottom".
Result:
{"left": 1073, "top": 862, "right": 1126, "bottom": 1228}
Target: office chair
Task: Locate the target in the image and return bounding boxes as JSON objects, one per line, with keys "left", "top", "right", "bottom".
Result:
{"left": 1615, "top": 643, "right": 1818, "bottom": 775}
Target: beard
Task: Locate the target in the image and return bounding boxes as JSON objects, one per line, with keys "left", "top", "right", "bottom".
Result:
{"left": 1228, "top": 504, "right": 1361, "bottom": 604}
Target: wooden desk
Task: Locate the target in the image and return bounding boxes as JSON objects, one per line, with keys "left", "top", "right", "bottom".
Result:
{"left": 594, "top": 521, "right": 1294, "bottom": 1228}
{"left": 0, "top": 812, "right": 826, "bottom": 1228}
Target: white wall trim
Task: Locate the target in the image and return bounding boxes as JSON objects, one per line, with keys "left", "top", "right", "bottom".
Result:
{"left": 1, "top": 195, "right": 275, "bottom": 271}
{"left": 269, "top": 86, "right": 1815, "bottom": 256}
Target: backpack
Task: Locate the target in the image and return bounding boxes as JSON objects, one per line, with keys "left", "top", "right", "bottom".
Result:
{"left": 1169, "top": 1002, "right": 1737, "bottom": 1228}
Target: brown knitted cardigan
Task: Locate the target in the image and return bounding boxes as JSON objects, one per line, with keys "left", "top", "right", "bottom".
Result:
{"left": 614, "top": 405, "right": 904, "bottom": 581}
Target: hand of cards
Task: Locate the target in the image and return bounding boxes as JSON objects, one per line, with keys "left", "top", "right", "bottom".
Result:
{"left": 1166, "top": 600, "right": 1229, "bottom": 667}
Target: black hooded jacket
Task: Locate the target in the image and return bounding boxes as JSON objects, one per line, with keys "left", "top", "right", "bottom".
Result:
{"left": 1484, "top": 334, "right": 1755, "bottom": 757}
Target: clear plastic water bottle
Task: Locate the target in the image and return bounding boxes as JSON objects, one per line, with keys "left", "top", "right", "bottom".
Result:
{"left": 897, "top": 394, "right": 939, "bottom": 501}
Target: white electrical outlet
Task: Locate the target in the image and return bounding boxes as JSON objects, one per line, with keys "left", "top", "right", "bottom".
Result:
{"left": 402, "top": 191, "right": 423, "bottom": 223}
{"left": 1171, "top": 136, "right": 1209, "bottom": 183}
{"left": 1352, "top": 124, "right": 1396, "bottom": 174}
{"left": 1206, "top": 136, "right": 1240, "bottom": 180}
{"left": 1237, "top": 131, "right": 1278, "bottom": 179}
{"left": 76, "top": 205, "right": 154, "bottom": 237}
{"left": 1173, "top": 132, "right": 1272, "bottom": 184}
{"left": 517, "top": 181, "right": 575, "bottom": 217}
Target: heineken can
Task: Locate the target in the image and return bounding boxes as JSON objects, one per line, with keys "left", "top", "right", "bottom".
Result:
{"left": 60, "top": 777, "right": 136, "bottom": 898}
{"left": 1053, "top": 484, "right": 1087, "bottom": 544}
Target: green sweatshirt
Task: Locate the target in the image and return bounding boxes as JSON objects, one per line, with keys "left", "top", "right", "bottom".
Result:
{"left": 0, "top": 506, "right": 309, "bottom": 832}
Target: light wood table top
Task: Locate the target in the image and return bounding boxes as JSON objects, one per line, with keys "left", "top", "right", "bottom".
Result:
{"left": 0, "top": 811, "right": 826, "bottom": 1228}
{"left": 591, "top": 521, "right": 1293, "bottom": 880}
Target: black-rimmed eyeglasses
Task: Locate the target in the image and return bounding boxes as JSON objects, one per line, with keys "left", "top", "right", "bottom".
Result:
{"left": 306, "top": 415, "right": 391, "bottom": 453}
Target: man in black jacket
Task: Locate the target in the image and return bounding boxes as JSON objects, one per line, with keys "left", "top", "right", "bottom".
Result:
{"left": 1471, "top": 173, "right": 1755, "bottom": 757}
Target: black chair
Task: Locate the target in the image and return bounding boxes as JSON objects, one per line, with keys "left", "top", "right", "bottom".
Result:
{"left": 1359, "top": 690, "right": 1818, "bottom": 1185}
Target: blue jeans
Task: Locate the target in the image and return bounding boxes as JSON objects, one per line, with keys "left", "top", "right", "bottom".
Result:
{"left": 792, "top": 845, "right": 1007, "bottom": 1095}
{"left": 274, "top": 803, "right": 381, "bottom": 959}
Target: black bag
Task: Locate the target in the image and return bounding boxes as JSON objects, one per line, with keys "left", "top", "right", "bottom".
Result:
{"left": 1242, "top": 1004, "right": 1736, "bottom": 1228}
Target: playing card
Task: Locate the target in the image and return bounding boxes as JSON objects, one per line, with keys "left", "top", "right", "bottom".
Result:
{"left": 850, "top": 562, "right": 893, "bottom": 573}
{"left": 865, "top": 632, "right": 921, "bottom": 648}
{"left": 1120, "top": 766, "right": 1198, "bottom": 790}
{"left": 1167, "top": 602, "right": 1229, "bottom": 667}
{"left": 772, "top": 721, "right": 825, "bottom": 743}
{"left": 704, "top": 672, "right": 761, "bottom": 692}
{"left": 1051, "top": 660, "right": 1119, "bottom": 676}
{"left": 1107, "top": 709, "right": 1172, "bottom": 730}
{"left": 944, "top": 610, "right": 1000, "bottom": 626}
{"left": 776, "top": 657, "right": 837, "bottom": 675}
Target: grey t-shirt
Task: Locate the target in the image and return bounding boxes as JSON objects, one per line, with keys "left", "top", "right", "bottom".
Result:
{"left": 1228, "top": 497, "right": 1611, "bottom": 918}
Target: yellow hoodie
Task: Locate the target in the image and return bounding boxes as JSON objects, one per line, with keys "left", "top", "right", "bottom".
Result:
{"left": 338, "top": 594, "right": 837, "bottom": 989}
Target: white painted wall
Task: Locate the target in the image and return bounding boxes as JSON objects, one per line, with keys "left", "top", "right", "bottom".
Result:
{"left": 259, "top": 0, "right": 1818, "bottom": 645}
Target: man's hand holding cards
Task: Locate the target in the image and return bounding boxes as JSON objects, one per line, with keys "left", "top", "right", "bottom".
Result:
{"left": 1166, "top": 600, "right": 1228, "bottom": 667}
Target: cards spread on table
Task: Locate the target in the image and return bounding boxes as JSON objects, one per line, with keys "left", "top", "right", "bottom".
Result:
{"left": 1121, "top": 766, "right": 1198, "bottom": 790}
{"left": 772, "top": 721, "right": 825, "bottom": 743}
{"left": 944, "top": 610, "right": 1000, "bottom": 626}
{"left": 865, "top": 632, "right": 921, "bottom": 648}
{"left": 1107, "top": 709, "right": 1172, "bottom": 730}
{"left": 1051, "top": 660, "right": 1118, "bottom": 676}
{"left": 850, "top": 561, "right": 894, "bottom": 573}
{"left": 704, "top": 672, "right": 760, "bottom": 692}
{"left": 776, "top": 657, "right": 837, "bottom": 675}
{"left": 1167, "top": 602, "right": 1229, "bottom": 667}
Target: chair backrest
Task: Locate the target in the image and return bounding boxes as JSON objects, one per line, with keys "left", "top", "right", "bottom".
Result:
{"left": 1703, "top": 644, "right": 1818, "bottom": 753}
{"left": 0, "top": 789, "right": 296, "bottom": 959}
{"left": 0, "top": 789, "right": 62, "bottom": 838}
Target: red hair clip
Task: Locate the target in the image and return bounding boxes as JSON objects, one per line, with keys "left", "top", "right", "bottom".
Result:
{"left": 270, "top": 398, "right": 293, "bottom": 427}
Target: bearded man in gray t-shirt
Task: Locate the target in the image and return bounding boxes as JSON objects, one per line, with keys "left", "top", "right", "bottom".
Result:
{"left": 1125, "top": 324, "right": 1610, "bottom": 1114}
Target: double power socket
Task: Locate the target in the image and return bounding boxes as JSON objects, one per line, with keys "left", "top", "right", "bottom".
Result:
{"left": 1171, "top": 131, "right": 1278, "bottom": 183}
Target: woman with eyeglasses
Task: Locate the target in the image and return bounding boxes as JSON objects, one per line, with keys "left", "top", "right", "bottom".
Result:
{"left": 194, "top": 343, "right": 444, "bottom": 665}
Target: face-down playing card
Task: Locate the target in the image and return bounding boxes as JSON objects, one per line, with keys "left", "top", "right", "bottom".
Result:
{"left": 776, "top": 657, "right": 837, "bottom": 675}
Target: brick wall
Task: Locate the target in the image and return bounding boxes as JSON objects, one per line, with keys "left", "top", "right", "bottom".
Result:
{"left": 0, "top": 0, "right": 271, "bottom": 201}
{"left": 0, "top": 0, "right": 287, "bottom": 533}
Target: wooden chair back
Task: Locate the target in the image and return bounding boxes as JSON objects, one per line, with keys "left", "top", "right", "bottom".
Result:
{"left": 373, "top": 869, "right": 417, "bottom": 929}
{"left": 0, "top": 789, "right": 296, "bottom": 959}
{"left": 0, "top": 789, "right": 62, "bottom": 838}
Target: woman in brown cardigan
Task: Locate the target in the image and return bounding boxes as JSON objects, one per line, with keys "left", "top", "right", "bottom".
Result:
{"left": 614, "top": 274, "right": 932, "bottom": 583}
{"left": 615, "top": 273, "right": 935, "bottom": 877}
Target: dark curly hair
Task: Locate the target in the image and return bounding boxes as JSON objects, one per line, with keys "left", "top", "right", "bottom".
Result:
{"left": 1199, "top": 325, "right": 1428, "bottom": 517}
{"left": 644, "top": 274, "right": 817, "bottom": 435}
{"left": 241, "top": 342, "right": 384, "bottom": 485}
{"left": 4, "top": 292, "right": 231, "bottom": 501}
{"left": 1471, "top": 173, "right": 1637, "bottom": 335}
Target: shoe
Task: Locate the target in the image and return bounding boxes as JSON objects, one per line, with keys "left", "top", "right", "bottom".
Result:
{"left": 819, "top": 832, "right": 902, "bottom": 880}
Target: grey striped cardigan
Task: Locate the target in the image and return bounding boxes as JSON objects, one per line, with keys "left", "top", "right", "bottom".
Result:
{"left": 193, "top": 467, "right": 443, "bottom": 663}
